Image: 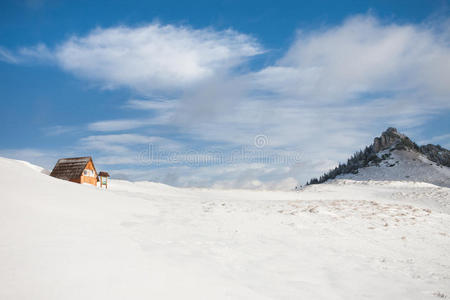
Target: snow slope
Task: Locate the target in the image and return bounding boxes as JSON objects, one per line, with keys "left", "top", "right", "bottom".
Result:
{"left": 1, "top": 156, "right": 450, "bottom": 299}
{"left": 336, "top": 149, "right": 450, "bottom": 188}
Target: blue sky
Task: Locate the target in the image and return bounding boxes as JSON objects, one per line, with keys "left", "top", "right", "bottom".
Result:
{"left": 1, "top": 0, "right": 449, "bottom": 189}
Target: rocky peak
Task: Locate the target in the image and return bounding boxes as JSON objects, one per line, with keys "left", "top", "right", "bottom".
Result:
{"left": 372, "top": 127, "right": 418, "bottom": 153}
{"left": 307, "top": 127, "right": 450, "bottom": 185}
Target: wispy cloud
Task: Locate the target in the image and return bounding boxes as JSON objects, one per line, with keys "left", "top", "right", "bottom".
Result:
{"left": 0, "top": 47, "right": 19, "bottom": 64}
{"left": 1, "top": 44, "right": 53, "bottom": 64}
{"left": 124, "top": 99, "right": 178, "bottom": 111}
{"left": 41, "top": 125, "right": 78, "bottom": 136}
{"left": 80, "top": 133, "right": 181, "bottom": 153}
{"left": 87, "top": 119, "right": 151, "bottom": 132}
{"left": 18, "top": 43, "right": 53, "bottom": 62}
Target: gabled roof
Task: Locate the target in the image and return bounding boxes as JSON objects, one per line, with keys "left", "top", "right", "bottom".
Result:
{"left": 50, "top": 157, "right": 96, "bottom": 180}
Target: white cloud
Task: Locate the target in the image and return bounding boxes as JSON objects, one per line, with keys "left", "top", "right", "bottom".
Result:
{"left": 176, "top": 16, "right": 450, "bottom": 141}
{"left": 49, "top": 24, "right": 263, "bottom": 92}
{"left": 124, "top": 99, "right": 178, "bottom": 111}
{"left": 80, "top": 134, "right": 181, "bottom": 152}
{"left": 87, "top": 119, "right": 151, "bottom": 132}
{"left": 251, "top": 15, "right": 450, "bottom": 105}
{"left": 87, "top": 114, "right": 174, "bottom": 131}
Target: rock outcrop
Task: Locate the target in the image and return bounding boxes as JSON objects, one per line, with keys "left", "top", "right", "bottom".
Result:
{"left": 373, "top": 127, "right": 419, "bottom": 152}
{"left": 420, "top": 144, "right": 450, "bottom": 167}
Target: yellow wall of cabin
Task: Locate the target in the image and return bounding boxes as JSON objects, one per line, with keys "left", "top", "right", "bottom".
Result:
{"left": 80, "top": 160, "right": 98, "bottom": 186}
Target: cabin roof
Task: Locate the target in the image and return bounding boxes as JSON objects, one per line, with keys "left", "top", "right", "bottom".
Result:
{"left": 98, "top": 171, "right": 110, "bottom": 177}
{"left": 50, "top": 156, "right": 96, "bottom": 180}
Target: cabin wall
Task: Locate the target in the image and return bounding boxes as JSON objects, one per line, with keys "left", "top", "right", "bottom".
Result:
{"left": 80, "top": 175, "right": 97, "bottom": 185}
{"left": 69, "top": 176, "right": 97, "bottom": 185}
{"left": 85, "top": 160, "right": 96, "bottom": 173}
{"left": 80, "top": 160, "right": 98, "bottom": 186}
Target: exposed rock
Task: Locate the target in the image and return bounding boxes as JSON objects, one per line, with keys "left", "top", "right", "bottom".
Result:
{"left": 373, "top": 128, "right": 400, "bottom": 152}
{"left": 373, "top": 127, "right": 419, "bottom": 152}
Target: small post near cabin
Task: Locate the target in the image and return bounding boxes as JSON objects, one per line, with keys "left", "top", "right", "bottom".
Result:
{"left": 98, "top": 171, "right": 110, "bottom": 189}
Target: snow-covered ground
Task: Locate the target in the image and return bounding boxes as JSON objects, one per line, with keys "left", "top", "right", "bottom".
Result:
{"left": 1, "top": 156, "right": 450, "bottom": 299}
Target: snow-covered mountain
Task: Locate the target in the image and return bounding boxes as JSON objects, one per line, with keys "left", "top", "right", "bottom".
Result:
{"left": 308, "top": 128, "right": 450, "bottom": 187}
{"left": 1, "top": 156, "right": 450, "bottom": 299}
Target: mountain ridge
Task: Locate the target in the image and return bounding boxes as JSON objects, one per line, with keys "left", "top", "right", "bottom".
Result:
{"left": 307, "top": 128, "right": 450, "bottom": 186}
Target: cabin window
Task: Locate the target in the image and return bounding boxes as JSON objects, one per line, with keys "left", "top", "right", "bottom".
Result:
{"left": 83, "top": 169, "right": 95, "bottom": 177}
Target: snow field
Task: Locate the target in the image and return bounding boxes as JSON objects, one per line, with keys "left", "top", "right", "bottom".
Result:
{"left": 1, "top": 157, "right": 449, "bottom": 299}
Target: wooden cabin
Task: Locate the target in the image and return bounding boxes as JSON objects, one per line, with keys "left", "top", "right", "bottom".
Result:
{"left": 50, "top": 157, "right": 98, "bottom": 186}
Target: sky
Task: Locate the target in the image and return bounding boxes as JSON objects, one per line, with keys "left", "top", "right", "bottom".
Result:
{"left": 0, "top": 0, "right": 449, "bottom": 189}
